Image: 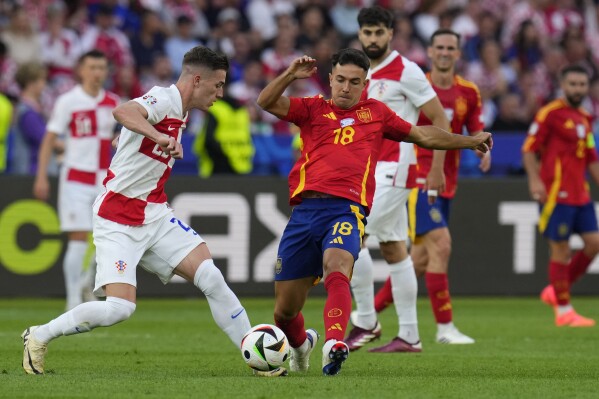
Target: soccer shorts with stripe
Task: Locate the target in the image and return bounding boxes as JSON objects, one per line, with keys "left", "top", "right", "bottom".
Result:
{"left": 275, "top": 198, "right": 366, "bottom": 281}
{"left": 408, "top": 188, "right": 452, "bottom": 240}
{"left": 539, "top": 202, "right": 598, "bottom": 241}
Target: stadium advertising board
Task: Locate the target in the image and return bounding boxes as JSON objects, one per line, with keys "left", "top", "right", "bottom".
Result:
{"left": 0, "top": 176, "right": 597, "bottom": 297}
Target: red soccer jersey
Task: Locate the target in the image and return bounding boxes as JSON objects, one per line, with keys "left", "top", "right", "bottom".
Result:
{"left": 283, "top": 96, "right": 413, "bottom": 213}
{"left": 522, "top": 99, "right": 598, "bottom": 205}
{"left": 416, "top": 75, "right": 484, "bottom": 198}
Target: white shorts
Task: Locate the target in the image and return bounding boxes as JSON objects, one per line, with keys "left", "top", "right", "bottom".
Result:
{"left": 365, "top": 184, "right": 411, "bottom": 242}
{"left": 92, "top": 212, "right": 204, "bottom": 296}
{"left": 58, "top": 179, "right": 103, "bottom": 232}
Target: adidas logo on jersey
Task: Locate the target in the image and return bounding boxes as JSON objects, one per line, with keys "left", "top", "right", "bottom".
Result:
{"left": 323, "top": 112, "right": 337, "bottom": 120}
{"left": 329, "top": 237, "right": 344, "bottom": 244}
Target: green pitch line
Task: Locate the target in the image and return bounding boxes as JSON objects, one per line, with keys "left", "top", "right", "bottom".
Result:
{"left": 1, "top": 297, "right": 598, "bottom": 399}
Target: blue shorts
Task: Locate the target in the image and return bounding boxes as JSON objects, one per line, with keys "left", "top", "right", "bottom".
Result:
{"left": 275, "top": 198, "right": 366, "bottom": 281}
{"left": 408, "top": 188, "right": 451, "bottom": 240}
{"left": 539, "top": 202, "right": 598, "bottom": 241}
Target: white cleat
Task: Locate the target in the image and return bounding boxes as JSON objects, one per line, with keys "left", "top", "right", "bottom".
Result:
{"left": 289, "top": 329, "right": 319, "bottom": 372}
{"left": 22, "top": 326, "right": 47, "bottom": 375}
{"left": 253, "top": 367, "right": 288, "bottom": 377}
{"left": 322, "top": 339, "right": 349, "bottom": 376}
{"left": 436, "top": 325, "right": 475, "bottom": 344}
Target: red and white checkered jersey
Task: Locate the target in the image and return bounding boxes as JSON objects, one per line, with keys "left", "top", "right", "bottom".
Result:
{"left": 366, "top": 51, "right": 436, "bottom": 188}
{"left": 47, "top": 85, "right": 119, "bottom": 186}
{"left": 94, "top": 85, "right": 187, "bottom": 226}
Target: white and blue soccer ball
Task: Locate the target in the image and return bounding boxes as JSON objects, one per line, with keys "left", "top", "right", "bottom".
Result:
{"left": 240, "top": 324, "right": 290, "bottom": 371}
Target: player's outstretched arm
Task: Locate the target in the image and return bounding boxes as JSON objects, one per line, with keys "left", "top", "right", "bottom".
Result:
{"left": 113, "top": 101, "right": 182, "bottom": 159}
{"left": 257, "top": 55, "right": 317, "bottom": 119}
{"left": 407, "top": 125, "right": 492, "bottom": 152}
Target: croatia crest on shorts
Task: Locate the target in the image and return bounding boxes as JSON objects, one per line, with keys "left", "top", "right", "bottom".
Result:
{"left": 115, "top": 260, "right": 127, "bottom": 274}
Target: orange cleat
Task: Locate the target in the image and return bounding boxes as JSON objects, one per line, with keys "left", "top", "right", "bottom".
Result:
{"left": 555, "top": 310, "right": 596, "bottom": 327}
{"left": 540, "top": 285, "right": 557, "bottom": 307}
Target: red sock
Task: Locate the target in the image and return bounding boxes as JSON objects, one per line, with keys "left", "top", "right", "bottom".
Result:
{"left": 374, "top": 277, "right": 394, "bottom": 313}
{"left": 568, "top": 251, "right": 592, "bottom": 284}
{"left": 549, "top": 261, "right": 570, "bottom": 305}
{"left": 324, "top": 272, "right": 352, "bottom": 342}
{"left": 275, "top": 312, "right": 307, "bottom": 348}
{"left": 425, "top": 272, "right": 452, "bottom": 324}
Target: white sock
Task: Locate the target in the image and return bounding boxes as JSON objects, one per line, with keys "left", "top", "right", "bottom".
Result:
{"left": 437, "top": 321, "right": 455, "bottom": 334}
{"left": 194, "top": 259, "right": 251, "bottom": 347}
{"left": 350, "top": 248, "right": 377, "bottom": 330}
{"left": 557, "top": 304, "right": 573, "bottom": 315}
{"left": 389, "top": 256, "right": 420, "bottom": 343}
{"left": 63, "top": 241, "right": 88, "bottom": 310}
{"left": 33, "top": 296, "right": 136, "bottom": 344}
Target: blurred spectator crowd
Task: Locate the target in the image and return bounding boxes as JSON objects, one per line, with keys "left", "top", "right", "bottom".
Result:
{"left": 1, "top": 0, "right": 599, "bottom": 177}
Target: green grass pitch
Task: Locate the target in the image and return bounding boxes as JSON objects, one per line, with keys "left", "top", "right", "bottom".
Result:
{"left": 1, "top": 297, "right": 598, "bottom": 399}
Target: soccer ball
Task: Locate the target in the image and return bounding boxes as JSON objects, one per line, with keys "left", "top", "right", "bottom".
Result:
{"left": 240, "top": 324, "right": 290, "bottom": 371}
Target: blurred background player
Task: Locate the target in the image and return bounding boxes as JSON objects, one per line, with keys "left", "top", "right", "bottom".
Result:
{"left": 371, "top": 29, "right": 490, "bottom": 349}
{"left": 346, "top": 6, "right": 450, "bottom": 352}
{"left": 33, "top": 50, "right": 119, "bottom": 311}
{"left": 11, "top": 62, "right": 51, "bottom": 175}
{"left": 522, "top": 65, "right": 599, "bottom": 327}
{"left": 22, "top": 46, "right": 258, "bottom": 376}
{"left": 257, "top": 49, "right": 492, "bottom": 376}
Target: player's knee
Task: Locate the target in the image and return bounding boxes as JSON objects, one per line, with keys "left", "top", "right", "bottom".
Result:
{"left": 274, "top": 308, "right": 299, "bottom": 322}
{"left": 102, "top": 297, "right": 136, "bottom": 326}
{"left": 433, "top": 235, "right": 452, "bottom": 259}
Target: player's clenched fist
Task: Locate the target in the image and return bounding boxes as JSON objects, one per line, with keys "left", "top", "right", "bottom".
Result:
{"left": 470, "top": 132, "right": 493, "bottom": 153}
{"left": 158, "top": 136, "right": 183, "bottom": 159}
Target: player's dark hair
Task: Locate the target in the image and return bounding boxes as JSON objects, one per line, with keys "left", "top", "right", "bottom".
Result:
{"left": 430, "top": 29, "right": 461, "bottom": 46}
{"left": 357, "top": 6, "right": 394, "bottom": 29}
{"left": 183, "top": 46, "right": 229, "bottom": 72}
{"left": 77, "top": 49, "right": 107, "bottom": 65}
{"left": 560, "top": 65, "right": 589, "bottom": 80}
{"left": 331, "top": 48, "right": 370, "bottom": 72}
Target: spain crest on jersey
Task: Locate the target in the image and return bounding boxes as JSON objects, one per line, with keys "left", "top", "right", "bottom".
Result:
{"left": 356, "top": 108, "right": 372, "bottom": 123}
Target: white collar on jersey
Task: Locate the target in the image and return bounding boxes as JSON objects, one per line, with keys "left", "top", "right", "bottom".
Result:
{"left": 168, "top": 84, "right": 185, "bottom": 118}
{"left": 368, "top": 50, "right": 400, "bottom": 77}
{"left": 75, "top": 84, "right": 105, "bottom": 101}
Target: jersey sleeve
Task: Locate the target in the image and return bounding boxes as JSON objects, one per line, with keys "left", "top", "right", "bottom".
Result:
{"left": 522, "top": 112, "right": 550, "bottom": 154}
{"left": 399, "top": 61, "right": 437, "bottom": 108}
{"left": 133, "top": 87, "right": 171, "bottom": 125}
{"left": 46, "top": 95, "right": 71, "bottom": 136}
{"left": 281, "top": 96, "right": 316, "bottom": 127}
{"left": 381, "top": 102, "right": 412, "bottom": 141}
{"left": 465, "top": 85, "right": 484, "bottom": 134}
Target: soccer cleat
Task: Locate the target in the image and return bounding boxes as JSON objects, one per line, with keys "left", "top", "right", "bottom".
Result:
{"left": 344, "top": 320, "right": 382, "bottom": 351}
{"left": 289, "top": 329, "right": 319, "bottom": 372}
{"left": 555, "top": 309, "right": 596, "bottom": 327}
{"left": 436, "top": 326, "right": 475, "bottom": 344}
{"left": 22, "top": 326, "right": 47, "bottom": 375}
{"left": 540, "top": 285, "right": 557, "bottom": 307}
{"left": 253, "top": 367, "right": 288, "bottom": 377}
{"left": 322, "top": 340, "right": 349, "bottom": 376}
{"left": 368, "top": 337, "right": 422, "bottom": 353}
